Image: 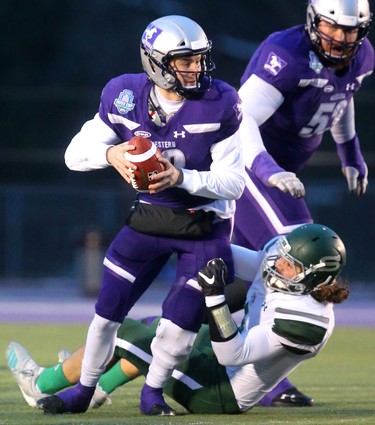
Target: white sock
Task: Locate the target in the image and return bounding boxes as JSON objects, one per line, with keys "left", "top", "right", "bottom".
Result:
{"left": 146, "top": 318, "right": 196, "bottom": 388}
{"left": 80, "top": 314, "right": 120, "bottom": 387}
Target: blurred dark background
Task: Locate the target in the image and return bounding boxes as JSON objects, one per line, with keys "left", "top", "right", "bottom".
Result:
{"left": 0, "top": 0, "right": 374, "bottom": 286}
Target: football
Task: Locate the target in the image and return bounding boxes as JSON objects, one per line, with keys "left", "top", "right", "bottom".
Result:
{"left": 124, "top": 136, "right": 165, "bottom": 192}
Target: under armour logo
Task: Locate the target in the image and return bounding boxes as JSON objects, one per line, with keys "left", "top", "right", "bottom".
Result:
{"left": 174, "top": 131, "right": 186, "bottom": 138}
{"left": 346, "top": 83, "right": 356, "bottom": 91}
{"left": 261, "top": 302, "right": 268, "bottom": 312}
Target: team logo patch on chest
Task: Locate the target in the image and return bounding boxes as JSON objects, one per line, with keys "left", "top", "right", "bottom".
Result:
{"left": 264, "top": 52, "right": 287, "bottom": 76}
{"left": 114, "top": 89, "right": 136, "bottom": 114}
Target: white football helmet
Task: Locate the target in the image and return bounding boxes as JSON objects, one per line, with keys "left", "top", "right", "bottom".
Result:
{"left": 140, "top": 15, "right": 215, "bottom": 97}
{"left": 306, "top": 0, "right": 372, "bottom": 65}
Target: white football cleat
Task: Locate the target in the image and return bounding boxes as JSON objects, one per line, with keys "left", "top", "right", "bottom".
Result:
{"left": 89, "top": 384, "right": 112, "bottom": 409}
{"left": 6, "top": 341, "right": 48, "bottom": 407}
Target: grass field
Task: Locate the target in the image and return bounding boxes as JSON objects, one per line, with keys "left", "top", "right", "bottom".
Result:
{"left": 1, "top": 324, "right": 374, "bottom": 425}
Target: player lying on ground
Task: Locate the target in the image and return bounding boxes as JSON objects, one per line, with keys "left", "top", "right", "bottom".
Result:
{"left": 7, "top": 224, "right": 349, "bottom": 414}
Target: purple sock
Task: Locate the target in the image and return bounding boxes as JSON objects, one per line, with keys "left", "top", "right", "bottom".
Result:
{"left": 140, "top": 383, "right": 169, "bottom": 414}
{"left": 57, "top": 381, "right": 95, "bottom": 413}
{"left": 258, "top": 378, "right": 294, "bottom": 407}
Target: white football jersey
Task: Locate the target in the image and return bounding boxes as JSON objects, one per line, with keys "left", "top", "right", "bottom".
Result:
{"left": 217, "top": 239, "right": 335, "bottom": 412}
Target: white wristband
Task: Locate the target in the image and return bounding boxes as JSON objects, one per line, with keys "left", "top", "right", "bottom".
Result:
{"left": 205, "top": 294, "right": 225, "bottom": 308}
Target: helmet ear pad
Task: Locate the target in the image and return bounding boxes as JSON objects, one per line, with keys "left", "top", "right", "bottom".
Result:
{"left": 163, "top": 72, "right": 176, "bottom": 84}
{"left": 161, "top": 59, "right": 177, "bottom": 86}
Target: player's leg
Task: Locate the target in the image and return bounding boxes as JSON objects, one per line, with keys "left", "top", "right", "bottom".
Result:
{"left": 35, "top": 345, "right": 128, "bottom": 409}
{"left": 36, "top": 314, "right": 121, "bottom": 414}
{"left": 37, "top": 228, "right": 170, "bottom": 414}
{"left": 141, "top": 219, "right": 234, "bottom": 415}
{"left": 164, "top": 325, "right": 240, "bottom": 414}
{"left": 90, "top": 357, "right": 141, "bottom": 408}
{"left": 7, "top": 339, "right": 144, "bottom": 410}
{"left": 35, "top": 346, "right": 84, "bottom": 395}
{"left": 115, "top": 319, "right": 239, "bottom": 414}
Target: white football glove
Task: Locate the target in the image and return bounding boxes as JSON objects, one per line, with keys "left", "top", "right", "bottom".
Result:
{"left": 342, "top": 164, "right": 368, "bottom": 196}
{"left": 268, "top": 171, "right": 305, "bottom": 198}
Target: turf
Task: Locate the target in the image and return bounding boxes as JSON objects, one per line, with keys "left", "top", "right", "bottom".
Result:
{"left": 1, "top": 324, "right": 374, "bottom": 425}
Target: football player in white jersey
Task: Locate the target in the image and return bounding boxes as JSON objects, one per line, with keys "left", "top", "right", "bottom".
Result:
{"left": 7, "top": 224, "right": 348, "bottom": 414}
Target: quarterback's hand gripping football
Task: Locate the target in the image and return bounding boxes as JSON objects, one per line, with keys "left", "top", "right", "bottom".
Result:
{"left": 106, "top": 142, "right": 137, "bottom": 184}
{"left": 198, "top": 258, "right": 228, "bottom": 297}
{"left": 147, "top": 156, "right": 184, "bottom": 194}
{"left": 268, "top": 171, "right": 305, "bottom": 198}
{"left": 342, "top": 164, "right": 368, "bottom": 196}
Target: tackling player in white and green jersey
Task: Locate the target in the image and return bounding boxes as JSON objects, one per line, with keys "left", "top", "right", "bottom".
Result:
{"left": 7, "top": 224, "right": 348, "bottom": 414}
{"left": 196, "top": 223, "right": 348, "bottom": 411}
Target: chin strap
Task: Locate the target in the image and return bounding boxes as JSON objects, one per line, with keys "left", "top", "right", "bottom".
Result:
{"left": 148, "top": 87, "right": 168, "bottom": 126}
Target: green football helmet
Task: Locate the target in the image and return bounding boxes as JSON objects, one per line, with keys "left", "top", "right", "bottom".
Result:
{"left": 262, "top": 224, "right": 346, "bottom": 295}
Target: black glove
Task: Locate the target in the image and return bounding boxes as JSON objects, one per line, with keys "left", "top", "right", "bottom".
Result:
{"left": 198, "top": 258, "right": 228, "bottom": 297}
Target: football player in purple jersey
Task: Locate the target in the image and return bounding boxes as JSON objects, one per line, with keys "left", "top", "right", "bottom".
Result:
{"left": 233, "top": 0, "right": 373, "bottom": 407}
{"left": 36, "top": 15, "right": 244, "bottom": 416}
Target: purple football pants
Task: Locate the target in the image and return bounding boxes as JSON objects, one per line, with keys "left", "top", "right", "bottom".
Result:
{"left": 233, "top": 170, "right": 313, "bottom": 250}
{"left": 95, "top": 219, "right": 233, "bottom": 333}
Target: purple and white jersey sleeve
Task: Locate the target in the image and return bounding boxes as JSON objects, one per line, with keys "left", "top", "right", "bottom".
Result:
{"left": 238, "top": 75, "right": 284, "bottom": 171}
{"left": 64, "top": 113, "right": 120, "bottom": 171}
